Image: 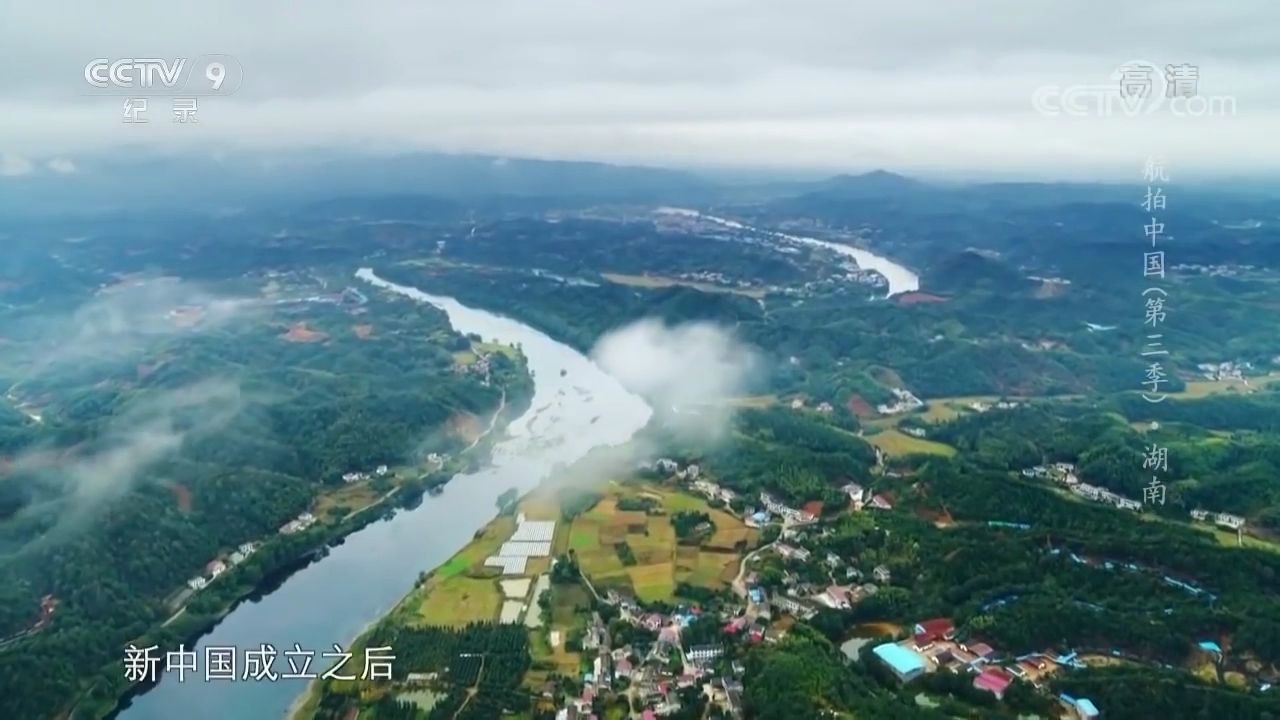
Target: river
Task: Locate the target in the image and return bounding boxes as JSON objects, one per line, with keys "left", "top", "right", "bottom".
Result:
{"left": 659, "top": 208, "right": 920, "bottom": 296}
{"left": 115, "top": 268, "right": 653, "bottom": 720}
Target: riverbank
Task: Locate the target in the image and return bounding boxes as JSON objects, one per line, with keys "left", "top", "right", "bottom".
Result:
{"left": 93, "top": 360, "right": 533, "bottom": 720}
{"left": 108, "top": 269, "right": 650, "bottom": 720}
{"left": 291, "top": 470, "right": 763, "bottom": 719}
{"left": 94, "top": 452, "right": 516, "bottom": 720}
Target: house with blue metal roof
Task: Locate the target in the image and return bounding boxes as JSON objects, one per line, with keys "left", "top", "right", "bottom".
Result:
{"left": 872, "top": 642, "right": 927, "bottom": 683}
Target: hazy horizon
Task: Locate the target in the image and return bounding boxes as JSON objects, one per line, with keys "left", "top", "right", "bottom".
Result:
{"left": 1, "top": 1, "right": 1277, "bottom": 183}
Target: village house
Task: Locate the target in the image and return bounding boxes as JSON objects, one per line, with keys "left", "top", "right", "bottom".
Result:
{"left": 1190, "top": 509, "right": 1210, "bottom": 521}
{"left": 912, "top": 618, "right": 956, "bottom": 649}
{"left": 873, "top": 643, "right": 927, "bottom": 683}
{"left": 1215, "top": 512, "right": 1246, "bottom": 530}
{"left": 903, "top": 427, "right": 927, "bottom": 438}
{"left": 1115, "top": 497, "right": 1142, "bottom": 511}
{"left": 868, "top": 494, "right": 893, "bottom": 511}
{"left": 771, "top": 595, "right": 817, "bottom": 620}
{"left": 841, "top": 482, "right": 866, "bottom": 507}
{"left": 818, "top": 585, "right": 852, "bottom": 610}
{"left": 873, "top": 565, "right": 892, "bottom": 583}
{"left": 688, "top": 645, "right": 722, "bottom": 663}
{"left": 876, "top": 387, "right": 924, "bottom": 415}
{"left": 186, "top": 576, "right": 207, "bottom": 591}
{"left": 961, "top": 642, "right": 996, "bottom": 664}
{"left": 774, "top": 543, "right": 811, "bottom": 562}
{"left": 973, "top": 666, "right": 1014, "bottom": 699}
{"left": 206, "top": 559, "right": 227, "bottom": 578}
{"left": 375, "top": 464, "right": 389, "bottom": 476}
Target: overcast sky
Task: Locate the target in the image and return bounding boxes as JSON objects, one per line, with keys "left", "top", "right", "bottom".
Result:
{"left": 0, "top": 1, "right": 1276, "bottom": 180}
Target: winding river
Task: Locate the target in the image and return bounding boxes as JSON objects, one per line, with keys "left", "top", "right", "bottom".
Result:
{"left": 659, "top": 208, "right": 920, "bottom": 296}
{"left": 115, "top": 269, "right": 653, "bottom": 720}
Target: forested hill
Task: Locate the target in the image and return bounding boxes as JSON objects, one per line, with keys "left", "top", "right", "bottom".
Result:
{"left": 0, "top": 266, "right": 531, "bottom": 719}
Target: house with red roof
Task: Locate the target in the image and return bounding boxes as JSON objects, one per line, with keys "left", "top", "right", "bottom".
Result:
{"left": 973, "top": 667, "right": 1013, "bottom": 699}
{"left": 963, "top": 642, "right": 995, "bottom": 663}
{"left": 913, "top": 618, "right": 955, "bottom": 647}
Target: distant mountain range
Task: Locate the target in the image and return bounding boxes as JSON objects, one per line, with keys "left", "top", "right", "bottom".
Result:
{"left": 1, "top": 149, "right": 1275, "bottom": 220}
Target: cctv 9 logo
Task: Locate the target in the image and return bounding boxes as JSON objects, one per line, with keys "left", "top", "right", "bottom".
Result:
{"left": 83, "top": 54, "right": 244, "bottom": 95}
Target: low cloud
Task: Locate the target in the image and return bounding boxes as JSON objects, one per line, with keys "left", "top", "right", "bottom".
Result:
{"left": 46, "top": 157, "right": 75, "bottom": 174}
{"left": 0, "top": 152, "right": 32, "bottom": 176}
{"left": 26, "top": 276, "right": 256, "bottom": 377}
{"left": 590, "top": 319, "right": 762, "bottom": 446}
{"left": 12, "top": 379, "right": 245, "bottom": 537}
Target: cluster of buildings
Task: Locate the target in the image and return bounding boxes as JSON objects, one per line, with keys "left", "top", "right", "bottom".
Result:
{"left": 1022, "top": 462, "right": 1142, "bottom": 512}
{"left": 758, "top": 492, "right": 817, "bottom": 525}
{"left": 186, "top": 542, "right": 257, "bottom": 591}
{"left": 691, "top": 478, "right": 736, "bottom": 506}
{"left": 742, "top": 537, "right": 890, "bottom": 622}
{"left": 1195, "top": 360, "right": 1251, "bottom": 382}
{"left": 871, "top": 616, "right": 1102, "bottom": 718}
{"left": 842, "top": 482, "right": 892, "bottom": 512}
{"left": 875, "top": 387, "right": 923, "bottom": 416}
{"left": 1174, "top": 262, "right": 1258, "bottom": 277}
{"left": 647, "top": 458, "right": 700, "bottom": 481}
{"left": 673, "top": 270, "right": 760, "bottom": 293}
{"left": 967, "top": 399, "right": 1021, "bottom": 414}
{"left": 1190, "top": 508, "right": 1247, "bottom": 530}
{"left": 341, "top": 464, "right": 391, "bottom": 483}
{"left": 454, "top": 353, "right": 493, "bottom": 384}
{"left": 278, "top": 511, "right": 317, "bottom": 535}
{"left": 555, "top": 593, "right": 748, "bottom": 719}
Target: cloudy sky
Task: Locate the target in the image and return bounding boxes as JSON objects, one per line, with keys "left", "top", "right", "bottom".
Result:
{"left": 0, "top": 1, "right": 1275, "bottom": 180}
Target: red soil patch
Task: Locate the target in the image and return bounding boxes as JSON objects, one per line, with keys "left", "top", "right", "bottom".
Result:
{"left": 802, "top": 500, "right": 824, "bottom": 518}
{"left": 894, "top": 291, "right": 950, "bottom": 305}
{"left": 170, "top": 483, "right": 193, "bottom": 513}
{"left": 352, "top": 324, "right": 375, "bottom": 339}
{"left": 282, "top": 322, "right": 329, "bottom": 343}
{"left": 447, "top": 412, "right": 484, "bottom": 442}
{"left": 846, "top": 394, "right": 876, "bottom": 419}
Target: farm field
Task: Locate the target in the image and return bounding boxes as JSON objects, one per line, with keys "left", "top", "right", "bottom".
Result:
{"left": 1174, "top": 372, "right": 1279, "bottom": 398}
{"left": 568, "top": 481, "right": 757, "bottom": 602}
{"left": 867, "top": 428, "right": 957, "bottom": 457}
{"left": 392, "top": 495, "right": 554, "bottom": 629}
{"left": 416, "top": 576, "right": 501, "bottom": 626}
{"left": 600, "top": 272, "right": 767, "bottom": 299}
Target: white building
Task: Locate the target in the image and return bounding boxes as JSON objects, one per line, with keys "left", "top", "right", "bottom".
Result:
{"left": 1215, "top": 513, "right": 1246, "bottom": 530}
{"left": 187, "top": 576, "right": 207, "bottom": 591}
